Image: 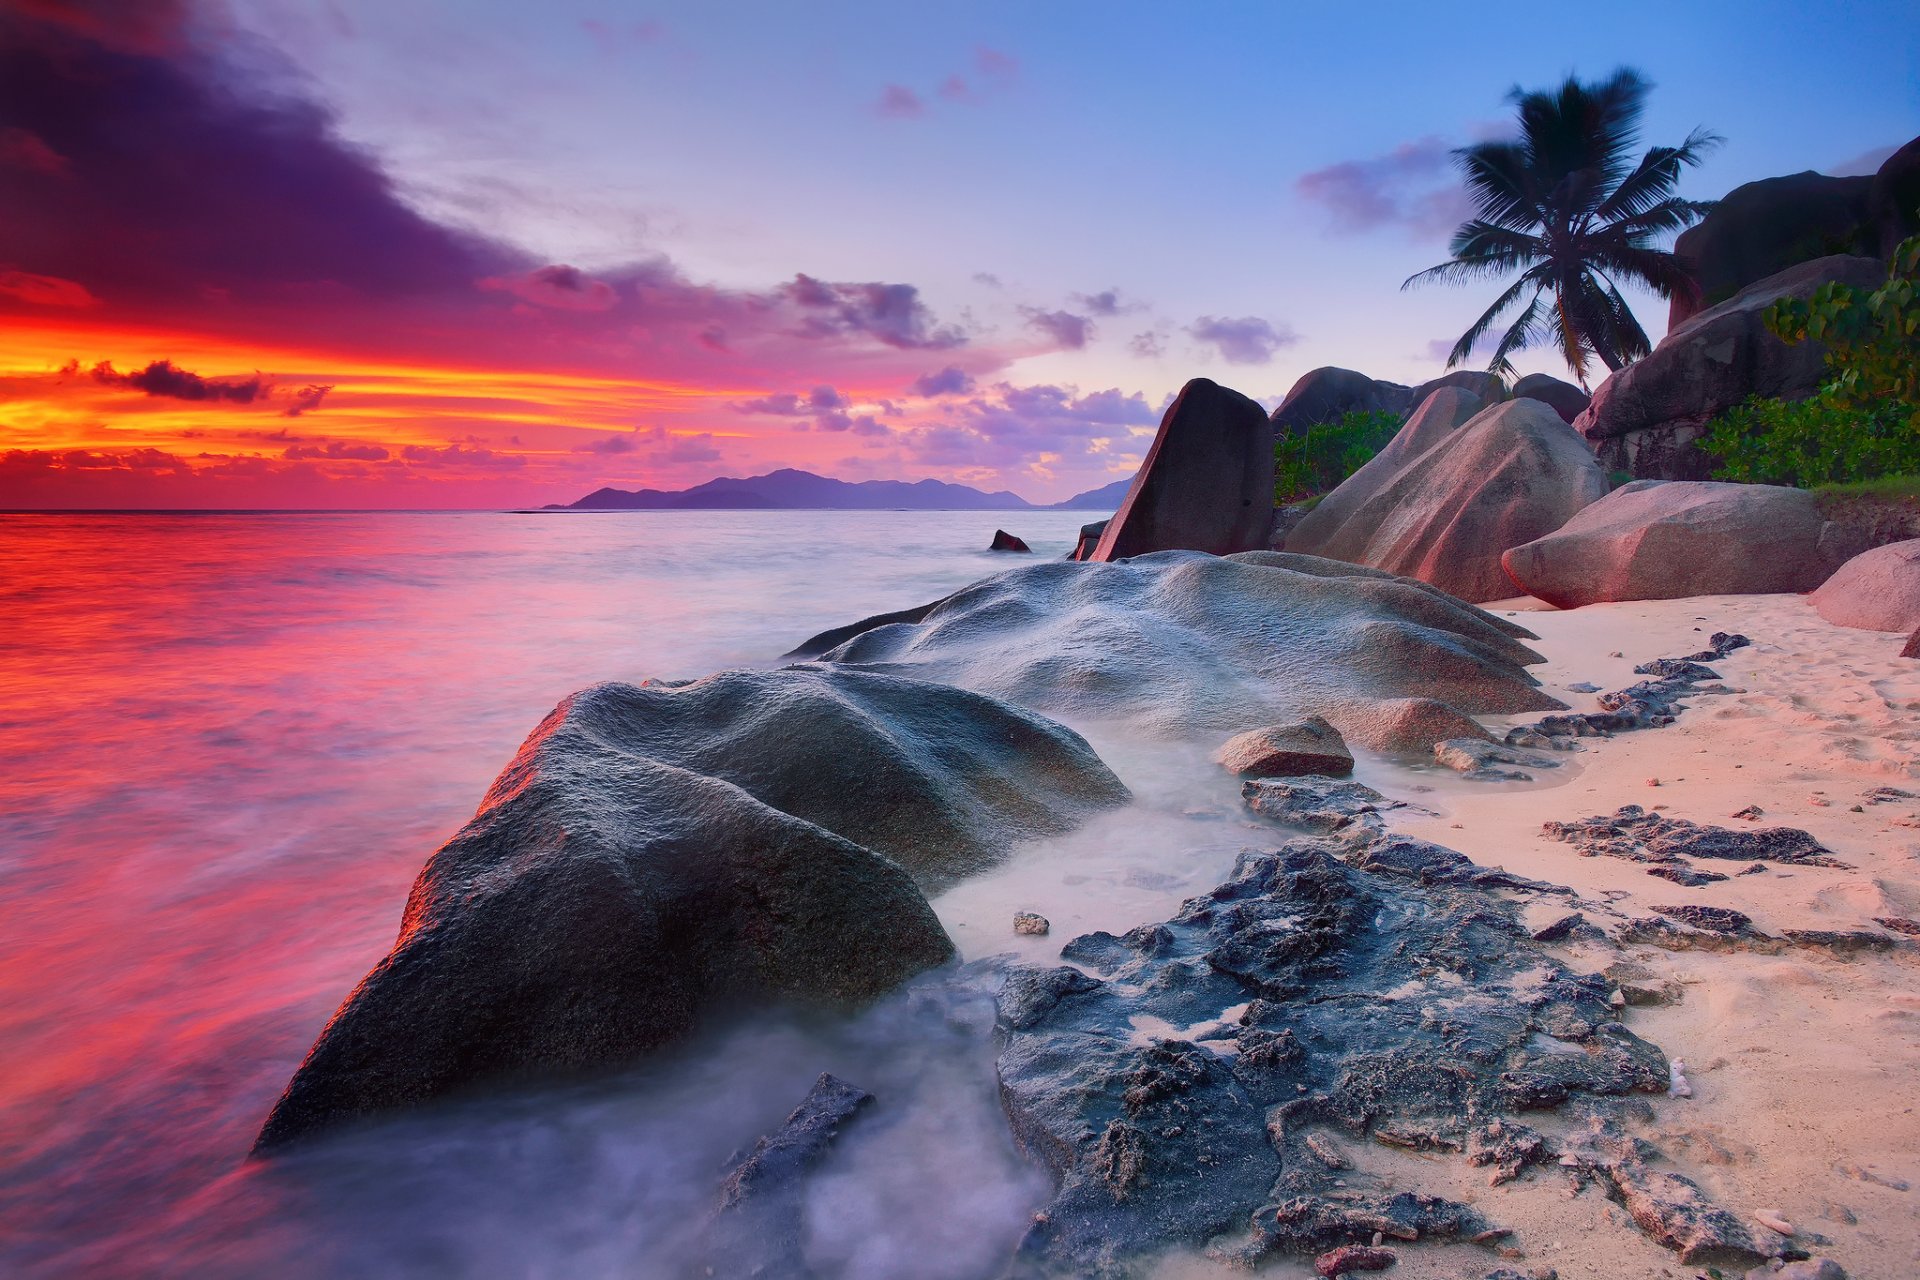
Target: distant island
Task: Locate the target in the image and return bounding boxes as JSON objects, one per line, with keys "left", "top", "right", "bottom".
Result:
{"left": 547, "top": 468, "right": 1133, "bottom": 512}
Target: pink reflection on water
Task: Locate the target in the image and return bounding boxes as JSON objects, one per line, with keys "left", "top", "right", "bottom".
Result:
{"left": 0, "top": 510, "right": 1083, "bottom": 1277}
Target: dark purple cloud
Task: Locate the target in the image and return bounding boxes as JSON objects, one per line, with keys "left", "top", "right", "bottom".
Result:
{"left": 733, "top": 385, "right": 849, "bottom": 415}
{"left": 282, "top": 384, "right": 332, "bottom": 417}
{"left": 782, "top": 275, "right": 966, "bottom": 349}
{"left": 1072, "top": 289, "right": 1124, "bottom": 316}
{"left": 1295, "top": 135, "right": 1474, "bottom": 237}
{"left": 284, "top": 439, "right": 388, "bottom": 461}
{"left": 1187, "top": 317, "right": 1297, "bottom": 365}
{"left": 1022, "top": 307, "right": 1094, "bottom": 350}
{"left": 481, "top": 264, "right": 619, "bottom": 311}
{"left": 91, "top": 359, "right": 266, "bottom": 403}
{"left": 1128, "top": 330, "right": 1166, "bottom": 359}
{"left": 912, "top": 366, "right": 977, "bottom": 397}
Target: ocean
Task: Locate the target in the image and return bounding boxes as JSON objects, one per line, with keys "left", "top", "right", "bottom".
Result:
{"left": 1, "top": 509, "right": 1295, "bottom": 1279}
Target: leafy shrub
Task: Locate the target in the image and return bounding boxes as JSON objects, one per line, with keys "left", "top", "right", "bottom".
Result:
{"left": 1275, "top": 409, "right": 1404, "bottom": 503}
{"left": 1764, "top": 230, "right": 1920, "bottom": 424}
{"left": 1702, "top": 390, "right": 1920, "bottom": 487}
{"left": 1703, "top": 229, "right": 1920, "bottom": 486}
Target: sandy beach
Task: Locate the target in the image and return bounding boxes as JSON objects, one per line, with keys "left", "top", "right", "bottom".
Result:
{"left": 1284, "top": 592, "right": 1920, "bottom": 1279}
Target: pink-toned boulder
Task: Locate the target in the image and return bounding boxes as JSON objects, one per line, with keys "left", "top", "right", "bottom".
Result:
{"left": 1284, "top": 387, "right": 1485, "bottom": 561}
{"left": 1285, "top": 397, "right": 1607, "bottom": 603}
{"left": 1501, "top": 481, "right": 1867, "bottom": 608}
{"left": 1812, "top": 538, "right": 1920, "bottom": 632}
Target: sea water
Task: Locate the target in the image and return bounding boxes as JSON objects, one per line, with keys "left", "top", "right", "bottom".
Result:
{"left": 0, "top": 509, "right": 1518, "bottom": 1278}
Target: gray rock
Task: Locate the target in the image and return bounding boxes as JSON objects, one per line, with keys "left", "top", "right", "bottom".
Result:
{"left": 1652, "top": 904, "right": 1753, "bottom": 933}
{"left": 1501, "top": 481, "right": 1867, "bottom": 607}
{"left": 257, "top": 666, "right": 1130, "bottom": 1148}
{"left": 708, "top": 1073, "right": 874, "bottom": 1277}
{"left": 1560, "top": 1112, "right": 1767, "bottom": 1266}
{"left": 1286, "top": 398, "right": 1608, "bottom": 602}
{"left": 995, "top": 840, "right": 1671, "bottom": 1277}
{"left": 1511, "top": 372, "right": 1591, "bottom": 424}
{"left": 1091, "top": 378, "right": 1274, "bottom": 560}
{"left": 1747, "top": 1258, "right": 1848, "bottom": 1280}
{"left": 1576, "top": 255, "right": 1888, "bottom": 480}
{"left": 1216, "top": 716, "right": 1354, "bottom": 778}
{"left": 1285, "top": 387, "right": 1486, "bottom": 562}
{"left": 1270, "top": 366, "right": 1414, "bottom": 436}
{"left": 1433, "top": 736, "right": 1562, "bottom": 781}
{"left": 1544, "top": 805, "right": 1848, "bottom": 869}
{"left": 1812, "top": 538, "right": 1920, "bottom": 633}
{"left": 803, "top": 551, "right": 1563, "bottom": 740}
{"left": 1512, "top": 631, "right": 1750, "bottom": 741}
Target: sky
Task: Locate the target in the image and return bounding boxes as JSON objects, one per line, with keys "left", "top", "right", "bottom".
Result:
{"left": 0, "top": 0, "right": 1914, "bottom": 508}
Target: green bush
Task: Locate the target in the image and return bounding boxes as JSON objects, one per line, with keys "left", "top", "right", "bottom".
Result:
{"left": 1703, "top": 229, "right": 1920, "bottom": 486}
{"left": 1275, "top": 409, "right": 1404, "bottom": 503}
{"left": 1701, "top": 390, "right": 1920, "bottom": 487}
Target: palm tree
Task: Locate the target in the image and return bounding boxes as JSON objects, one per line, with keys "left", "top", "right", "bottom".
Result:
{"left": 1405, "top": 68, "right": 1720, "bottom": 388}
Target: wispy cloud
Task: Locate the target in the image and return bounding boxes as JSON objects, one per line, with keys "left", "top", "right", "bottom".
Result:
{"left": 1188, "top": 316, "right": 1298, "bottom": 365}
{"left": 1296, "top": 135, "right": 1473, "bottom": 238}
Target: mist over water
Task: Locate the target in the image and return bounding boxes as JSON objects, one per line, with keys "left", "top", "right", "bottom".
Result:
{"left": 0, "top": 509, "right": 1122, "bottom": 1278}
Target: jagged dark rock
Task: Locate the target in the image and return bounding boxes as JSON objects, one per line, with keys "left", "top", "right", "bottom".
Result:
{"left": 1508, "top": 633, "right": 1748, "bottom": 745}
{"left": 991, "top": 529, "right": 1034, "bottom": 553}
{"left": 706, "top": 1074, "right": 874, "bottom": 1275}
{"left": 1559, "top": 1110, "right": 1768, "bottom": 1267}
{"left": 1652, "top": 904, "right": 1752, "bottom": 933}
{"left": 1434, "top": 736, "right": 1562, "bottom": 781}
{"left": 993, "top": 838, "right": 1675, "bottom": 1276}
{"left": 1314, "top": 1243, "right": 1398, "bottom": 1275}
{"left": 1544, "top": 805, "right": 1850, "bottom": 871}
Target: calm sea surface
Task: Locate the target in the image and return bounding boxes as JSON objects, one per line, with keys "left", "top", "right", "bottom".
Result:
{"left": 0, "top": 510, "right": 1122, "bottom": 1279}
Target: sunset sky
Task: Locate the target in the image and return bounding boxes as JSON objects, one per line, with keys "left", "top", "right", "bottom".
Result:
{"left": 1, "top": 0, "right": 1913, "bottom": 508}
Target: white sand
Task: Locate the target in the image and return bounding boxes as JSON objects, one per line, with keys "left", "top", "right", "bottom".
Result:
{"left": 948, "top": 591, "right": 1920, "bottom": 1280}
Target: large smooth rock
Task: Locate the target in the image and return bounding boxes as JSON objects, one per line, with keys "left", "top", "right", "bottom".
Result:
{"left": 1410, "top": 368, "right": 1507, "bottom": 406}
{"left": 1286, "top": 398, "right": 1607, "bottom": 602}
{"left": 796, "top": 550, "right": 1563, "bottom": 744}
{"left": 1578, "top": 255, "right": 1888, "bottom": 480}
{"left": 1268, "top": 366, "right": 1414, "bottom": 436}
{"left": 1091, "top": 378, "right": 1274, "bottom": 560}
{"left": 256, "top": 666, "right": 1129, "bottom": 1148}
{"left": 1501, "top": 481, "right": 1866, "bottom": 607}
{"left": 1283, "top": 387, "right": 1486, "bottom": 562}
{"left": 1868, "top": 135, "right": 1920, "bottom": 258}
{"left": 1670, "top": 172, "right": 1875, "bottom": 328}
{"left": 1812, "top": 538, "right": 1920, "bottom": 632}
{"left": 1511, "top": 372, "right": 1591, "bottom": 424}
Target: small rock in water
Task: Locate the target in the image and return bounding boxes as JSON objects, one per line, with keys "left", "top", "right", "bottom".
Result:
{"left": 1314, "top": 1244, "right": 1396, "bottom": 1276}
{"left": 1013, "top": 912, "right": 1051, "bottom": 936}
{"left": 989, "top": 529, "right": 1033, "bottom": 553}
{"left": 1216, "top": 716, "right": 1355, "bottom": 779}
{"left": 1750, "top": 1208, "right": 1794, "bottom": 1237}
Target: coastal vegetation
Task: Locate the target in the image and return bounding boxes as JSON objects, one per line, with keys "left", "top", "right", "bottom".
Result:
{"left": 1405, "top": 68, "right": 1720, "bottom": 385}
{"left": 1273, "top": 408, "right": 1404, "bottom": 502}
{"left": 1704, "top": 231, "right": 1920, "bottom": 485}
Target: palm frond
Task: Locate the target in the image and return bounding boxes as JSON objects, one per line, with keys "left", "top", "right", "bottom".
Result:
{"left": 1595, "top": 126, "right": 1723, "bottom": 222}
{"left": 1440, "top": 273, "right": 1543, "bottom": 367}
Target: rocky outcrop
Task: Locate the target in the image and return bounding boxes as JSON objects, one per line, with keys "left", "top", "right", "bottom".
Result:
{"left": 1577, "top": 255, "right": 1888, "bottom": 479}
{"left": 1284, "top": 397, "right": 1607, "bottom": 602}
{"left": 1069, "top": 518, "right": 1108, "bottom": 561}
{"left": 990, "top": 529, "right": 1032, "bottom": 552}
{"left": 1283, "top": 387, "right": 1486, "bottom": 562}
{"left": 256, "top": 666, "right": 1129, "bottom": 1148}
{"left": 1410, "top": 368, "right": 1506, "bottom": 406}
{"left": 1869, "top": 135, "right": 1920, "bottom": 258}
{"left": 1091, "top": 378, "right": 1274, "bottom": 560}
{"left": 1214, "top": 716, "right": 1354, "bottom": 778}
{"left": 995, "top": 831, "right": 1681, "bottom": 1276}
{"left": 1511, "top": 372, "right": 1591, "bottom": 424}
{"left": 797, "top": 550, "right": 1563, "bottom": 740}
{"left": 1270, "top": 366, "right": 1413, "bottom": 436}
{"left": 1501, "top": 481, "right": 1866, "bottom": 607}
{"left": 1670, "top": 172, "right": 1876, "bottom": 328}
{"left": 706, "top": 1073, "right": 874, "bottom": 1275}
{"left": 1811, "top": 537, "right": 1920, "bottom": 632}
